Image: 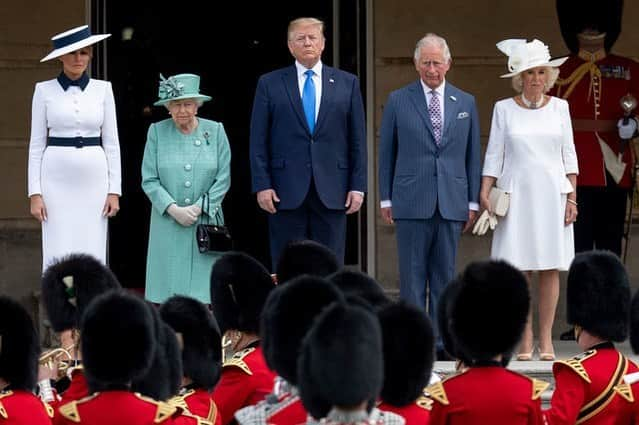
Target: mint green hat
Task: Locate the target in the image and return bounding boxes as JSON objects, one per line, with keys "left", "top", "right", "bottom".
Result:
{"left": 154, "top": 73, "right": 212, "bottom": 106}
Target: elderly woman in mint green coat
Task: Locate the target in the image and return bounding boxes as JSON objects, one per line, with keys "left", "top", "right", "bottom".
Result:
{"left": 142, "top": 73, "right": 230, "bottom": 304}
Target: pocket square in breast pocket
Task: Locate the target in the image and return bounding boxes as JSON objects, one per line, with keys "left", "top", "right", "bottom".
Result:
{"left": 457, "top": 112, "right": 469, "bottom": 119}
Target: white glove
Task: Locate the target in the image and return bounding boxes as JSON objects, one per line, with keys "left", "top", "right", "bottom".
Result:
{"left": 618, "top": 117, "right": 638, "bottom": 140}
{"left": 167, "top": 204, "right": 198, "bottom": 227}
{"left": 186, "top": 204, "right": 202, "bottom": 218}
{"left": 472, "top": 210, "right": 498, "bottom": 236}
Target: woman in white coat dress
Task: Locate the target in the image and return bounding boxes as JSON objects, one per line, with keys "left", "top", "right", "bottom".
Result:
{"left": 480, "top": 39, "right": 578, "bottom": 361}
{"left": 28, "top": 25, "right": 121, "bottom": 270}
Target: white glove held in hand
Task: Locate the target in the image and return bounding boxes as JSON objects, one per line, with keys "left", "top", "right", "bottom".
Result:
{"left": 472, "top": 210, "right": 498, "bottom": 236}
{"left": 167, "top": 204, "right": 198, "bottom": 227}
{"left": 618, "top": 117, "right": 638, "bottom": 140}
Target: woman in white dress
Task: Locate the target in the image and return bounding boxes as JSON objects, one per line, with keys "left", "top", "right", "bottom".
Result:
{"left": 28, "top": 25, "right": 121, "bottom": 270}
{"left": 480, "top": 39, "right": 578, "bottom": 361}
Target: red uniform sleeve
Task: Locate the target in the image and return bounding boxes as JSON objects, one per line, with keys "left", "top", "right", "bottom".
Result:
{"left": 212, "top": 368, "right": 254, "bottom": 425}
{"left": 544, "top": 365, "right": 588, "bottom": 425}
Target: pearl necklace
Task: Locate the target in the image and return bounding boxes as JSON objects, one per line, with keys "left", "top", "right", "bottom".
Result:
{"left": 521, "top": 93, "right": 544, "bottom": 109}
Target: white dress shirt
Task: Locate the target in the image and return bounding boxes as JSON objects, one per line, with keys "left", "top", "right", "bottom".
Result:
{"left": 295, "top": 60, "right": 322, "bottom": 122}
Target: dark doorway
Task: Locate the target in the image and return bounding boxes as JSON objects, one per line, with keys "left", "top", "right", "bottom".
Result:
{"left": 96, "top": 1, "right": 367, "bottom": 288}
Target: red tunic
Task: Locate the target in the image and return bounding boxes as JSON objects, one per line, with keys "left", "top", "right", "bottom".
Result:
{"left": 378, "top": 396, "right": 431, "bottom": 425}
{"left": 170, "top": 388, "right": 221, "bottom": 425}
{"left": 552, "top": 53, "right": 639, "bottom": 188}
{"left": 545, "top": 345, "right": 639, "bottom": 424}
{"left": 0, "top": 390, "right": 53, "bottom": 424}
{"left": 212, "top": 347, "right": 276, "bottom": 425}
{"left": 427, "top": 366, "right": 547, "bottom": 425}
{"left": 54, "top": 391, "right": 177, "bottom": 425}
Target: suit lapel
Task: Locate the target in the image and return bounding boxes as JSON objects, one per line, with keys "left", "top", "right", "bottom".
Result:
{"left": 408, "top": 80, "right": 435, "bottom": 141}
{"left": 441, "top": 84, "right": 458, "bottom": 145}
{"left": 282, "top": 66, "right": 311, "bottom": 135}
{"left": 313, "top": 66, "right": 334, "bottom": 136}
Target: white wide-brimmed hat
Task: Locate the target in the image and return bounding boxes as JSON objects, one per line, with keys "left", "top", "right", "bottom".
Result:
{"left": 41, "top": 25, "right": 110, "bottom": 62}
{"left": 496, "top": 39, "right": 568, "bottom": 78}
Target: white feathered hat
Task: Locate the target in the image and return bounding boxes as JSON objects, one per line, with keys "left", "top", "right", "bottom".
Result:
{"left": 497, "top": 39, "right": 568, "bottom": 78}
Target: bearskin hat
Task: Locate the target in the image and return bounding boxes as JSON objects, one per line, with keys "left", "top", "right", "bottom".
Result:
{"left": 378, "top": 302, "right": 434, "bottom": 407}
{"left": 630, "top": 290, "right": 639, "bottom": 354}
{"left": 556, "top": 0, "right": 623, "bottom": 53}
{"left": 81, "top": 291, "right": 155, "bottom": 391}
{"left": 160, "top": 295, "right": 221, "bottom": 391}
{"left": 42, "top": 254, "right": 121, "bottom": 332}
{"left": 210, "top": 252, "right": 274, "bottom": 335}
{"left": 276, "top": 240, "right": 339, "bottom": 285}
{"left": 132, "top": 306, "right": 183, "bottom": 400}
{"left": 0, "top": 296, "right": 40, "bottom": 391}
{"left": 567, "top": 251, "right": 630, "bottom": 342}
{"left": 261, "top": 276, "right": 344, "bottom": 384}
{"left": 436, "top": 279, "right": 470, "bottom": 363}
{"left": 451, "top": 260, "right": 530, "bottom": 362}
{"left": 298, "top": 302, "right": 383, "bottom": 419}
{"left": 328, "top": 270, "right": 392, "bottom": 310}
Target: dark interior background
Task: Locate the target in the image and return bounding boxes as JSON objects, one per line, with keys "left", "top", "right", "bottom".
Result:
{"left": 93, "top": 0, "right": 367, "bottom": 288}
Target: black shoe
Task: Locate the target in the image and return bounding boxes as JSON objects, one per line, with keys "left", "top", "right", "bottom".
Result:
{"left": 560, "top": 328, "right": 575, "bottom": 341}
{"left": 436, "top": 348, "right": 454, "bottom": 361}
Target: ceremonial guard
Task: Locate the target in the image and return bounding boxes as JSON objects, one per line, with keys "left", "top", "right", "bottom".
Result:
{"left": 545, "top": 251, "right": 638, "bottom": 424}
{"left": 377, "top": 303, "right": 435, "bottom": 425}
{"left": 274, "top": 240, "right": 339, "bottom": 285}
{"left": 553, "top": 0, "right": 639, "bottom": 257}
{"left": 55, "top": 291, "right": 178, "bottom": 424}
{"left": 235, "top": 276, "right": 344, "bottom": 425}
{"left": 428, "top": 261, "right": 548, "bottom": 425}
{"left": 0, "top": 296, "right": 54, "bottom": 424}
{"left": 328, "top": 270, "right": 392, "bottom": 310}
{"left": 160, "top": 296, "right": 222, "bottom": 425}
{"left": 39, "top": 254, "right": 120, "bottom": 409}
{"left": 210, "top": 253, "right": 277, "bottom": 425}
{"left": 132, "top": 305, "right": 212, "bottom": 425}
{"left": 298, "top": 302, "right": 404, "bottom": 425}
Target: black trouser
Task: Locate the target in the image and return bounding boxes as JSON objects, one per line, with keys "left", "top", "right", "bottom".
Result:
{"left": 574, "top": 182, "right": 629, "bottom": 257}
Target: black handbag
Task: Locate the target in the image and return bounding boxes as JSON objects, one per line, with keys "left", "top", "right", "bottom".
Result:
{"left": 196, "top": 194, "right": 233, "bottom": 253}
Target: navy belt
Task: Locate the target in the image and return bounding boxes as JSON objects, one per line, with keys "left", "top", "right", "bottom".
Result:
{"left": 48, "top": 137, "right": 101, "bottom": 148}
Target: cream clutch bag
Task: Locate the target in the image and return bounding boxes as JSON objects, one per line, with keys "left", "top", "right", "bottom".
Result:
{"left": 489, "top": 187, "right": 510, "bottom": 217}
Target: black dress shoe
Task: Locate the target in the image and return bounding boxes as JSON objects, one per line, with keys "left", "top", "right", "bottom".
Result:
{"left": 560, "top": 328, "right": 575, "bottom": 341}
{"left": 436, "top": 348, "right": 454, "bottom": 361}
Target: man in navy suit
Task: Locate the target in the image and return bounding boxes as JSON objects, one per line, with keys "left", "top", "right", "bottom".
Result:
{"left": 250, "top": 17, "right": 367, "bottom": 269}
{"left": 379, "top": 33, "right": 480, "bottom": 357}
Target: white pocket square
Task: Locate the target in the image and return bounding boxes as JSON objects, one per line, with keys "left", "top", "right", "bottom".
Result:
{"left": 457, "top": 112, "right": 469, "bottom": 119}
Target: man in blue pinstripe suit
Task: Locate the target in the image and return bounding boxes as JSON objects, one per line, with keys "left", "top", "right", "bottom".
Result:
{"left": 379, "top": 33, "right": 481, "bottom": 357}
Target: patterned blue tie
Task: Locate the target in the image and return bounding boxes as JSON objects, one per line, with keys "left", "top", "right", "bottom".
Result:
{"left": 302, "top": 70, "right": 316, "bottom": 133}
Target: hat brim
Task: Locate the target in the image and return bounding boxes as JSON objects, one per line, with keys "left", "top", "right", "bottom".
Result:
{"left": 153, "top": 94, "right": 212, "bottom": 106}
{"left": 41, "top": 34, "right": 111, "bottom": 62}
{"left": 499, "top": 56, "right": 569, "bottom": 78}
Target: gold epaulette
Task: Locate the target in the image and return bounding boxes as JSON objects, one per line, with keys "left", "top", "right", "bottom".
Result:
{"left": 530, "top": 379, "right": 550, "bottom": 401}
{"left": 180, "top": 411, "right": 214, "bottom": 425}
{"left": 59, "top": 402, "right": 81, "bottom": 423}
{"left": 207, "top": 400, "right": 219, "bottom": 423}
{"left": 614, "top": 381, "right": 635, "bottom": 403}
{"left": 424, "top": 381, "right": 448, "bottom": 406}
{"left": 168, "top": 389, "right": 194, "bottom": 413}
{"left": 42, "top": 400, "right": 55, "bottom": 418}
{"left": 222, "top": 347, "right": 256, "bottom": 375}
{"left": 0, "top": 400, "right": 7, "bottom": 419}
{"left": 134, "top": 393, "right": 178, "bottom": 423}
{"left": 555, "top": 350, "right": 596, "bottom": 383}
{"left": 415, "top": 394, "right": 433, "bottom": 411}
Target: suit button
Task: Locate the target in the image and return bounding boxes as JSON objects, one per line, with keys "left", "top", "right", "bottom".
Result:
{"left": 194, "top": 140, "right": 201, "bottom": 146}
{"left": 310, "top": 139, "right": 314, "bottom": 144}
{"left": 184, "top": 181, "right": 192, "bottom": 188}
{"left": 184, "top": 164, "right": 192, "bottom": 171}
{"left": 184, "top": 198, "right": 191, "bottom": 204}
{"left": 306, "top": 163, "right": 311, "bottom": 168}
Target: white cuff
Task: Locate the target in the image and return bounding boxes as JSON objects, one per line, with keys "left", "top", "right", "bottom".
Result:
{"left": 380, "top": 200, "right": 392, "bottom": 208}
{"left": 469, "top": 202, "right": 479, "bottom": 211}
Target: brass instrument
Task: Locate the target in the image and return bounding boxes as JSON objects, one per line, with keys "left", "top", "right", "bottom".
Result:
{"left": 39, "top": 345, "right": 75, "bottom": 379}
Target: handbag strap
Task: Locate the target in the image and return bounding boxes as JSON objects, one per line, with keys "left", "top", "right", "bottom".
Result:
{"left": 200, "top": 193, "right": 223, "bottom": 226}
